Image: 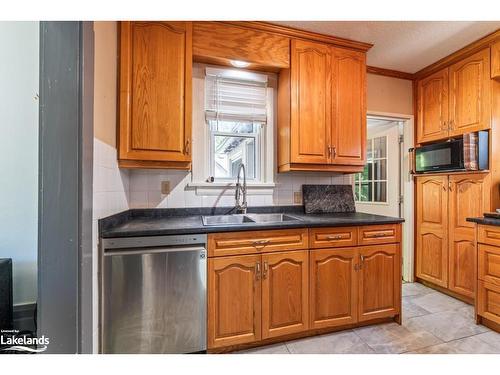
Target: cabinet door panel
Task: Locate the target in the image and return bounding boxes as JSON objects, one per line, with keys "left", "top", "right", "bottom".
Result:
{"left": 331, "top": 47, "right": 366, "bottom": 165}
{"left": 416, "top": 176, "right": 448, "bottom": 287}
{"left": 358, "top": 244, "right": 401, "bottom": 321}
{"left": 477, "top": 281, "right": 500, "bottom": 325}
{"left": 119, "top": 21, "right": 192, "bottom": 163}
{"left": 310, "top": 248, "right": 357, "bottom": 329}
{"left": 449, "top": 48, "right": 491, "bottom": 136}
{"left": 208, "top": 255, "right": 261, "bottom": 348}
{"left": 290, "top": 39, "right": 331, "bottom": 164}
{"left": 417, "top": 68, "right": 449, "bottom": 143}
{"left": 448, "top": 174, "right": 490, "bottom": 298}
{"left": 261, "top": 250, "right": 309, "bottom": 339}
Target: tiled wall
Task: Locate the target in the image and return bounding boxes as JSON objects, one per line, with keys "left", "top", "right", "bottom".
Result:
{"left": 127, "top": 169, "right": 353, "bottom": 209}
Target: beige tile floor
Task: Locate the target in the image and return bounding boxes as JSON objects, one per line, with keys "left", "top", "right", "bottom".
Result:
{"left": 237, "top": 282, "right": 500, "bottom": 354}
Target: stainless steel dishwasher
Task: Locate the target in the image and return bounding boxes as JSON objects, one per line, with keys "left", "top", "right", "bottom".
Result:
{"left": 100, "top": 234, "right": 207, "bottom": 354}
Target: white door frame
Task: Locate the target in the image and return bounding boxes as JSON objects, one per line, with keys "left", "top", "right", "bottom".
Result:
{"left": 367, "top": 111, "right": 415, "bottom": 282}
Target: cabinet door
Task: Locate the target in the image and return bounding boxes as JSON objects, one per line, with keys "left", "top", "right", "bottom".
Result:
{"left": 492, "top": 41, "right": 500, "bottom": 80}
{"left": 358, "top": 244, "right": 401, "bottom": 322}
{"left": 416, "top": 68, "right": 449, "bottom": 143}
{"left": 448, "top": 174, "right": 490, "bottom": 298}
{"left": 261, "top": 250, "right": 309, "bottom": 339}
{"left": 449, "top": 48, "right": 491, "bottom": 137}
{"left": 208, "top": 255, "right": 261, "bottom": 349}
{"left": 331, "top": 47, "right": 366, "bottom": 165}
{"left": 118, "top": 21, "right": 192, "bottom": 165}
{"left": 290, "top": 39, "right": 331, "bottom": 164}
{"left": 310, "top": 248, "right": 358, "bottom": 329}
{"left": 416, "top": 176, "right": 449, "bottom": 287}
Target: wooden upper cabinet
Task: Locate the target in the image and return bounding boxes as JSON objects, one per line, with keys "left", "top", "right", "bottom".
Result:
{"left": 448, "top": 174, "right": 490, "bottom": 299}
{"left": 118, "top": 21, "right": 192, "bottom": 169}
{"left": 417, "top": 68, "right": 449, "bottom": 144}
{"left": 358, "top": 244, "right": 401, "bottom": 322}
{"left": 492, "top": 41, "right": 500, "bottom": 80}
{"left": 331, "top": 47, "right": 366, "bottom": 165}
{"left": 448, "top": 48, "right": 491, "bottom": 137}
{"left": 208, "top": 254, "right": 261, "bottom": 349}
{"left": 415, "top": 176, "right": 449, "bottom": 288}
{"left": 290, "top": 39, "right": 332, "bottom": 165}
{"left": 261, "top": 250, "right": 309, "bottom": 339}
{"left": 310, "top": 248, "right": 358, "bottom": 329}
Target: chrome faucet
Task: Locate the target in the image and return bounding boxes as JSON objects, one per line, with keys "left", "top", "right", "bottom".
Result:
{"left": 235, "top": 163, "right": 247, "bottom": 214}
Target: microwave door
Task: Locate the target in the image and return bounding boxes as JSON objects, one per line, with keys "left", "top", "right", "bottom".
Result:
{"left": 415, "top": 140, "right": 464, "bottom": 173}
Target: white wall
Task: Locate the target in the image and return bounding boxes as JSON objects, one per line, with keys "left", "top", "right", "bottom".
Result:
{"left": 0, "top": 22, "right": 39, "bottom": 306}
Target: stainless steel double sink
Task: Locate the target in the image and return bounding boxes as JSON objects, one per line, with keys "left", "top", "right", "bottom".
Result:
{"left": 202, "top": 213, "right": 301, "bottom": 226}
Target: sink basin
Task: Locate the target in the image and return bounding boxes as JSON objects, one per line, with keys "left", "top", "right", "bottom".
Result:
{"left": 202, "top": 214, "right": 255, "bottom": 226}
{"left": 245, "top": 213, "right": 302, "bottom": 223}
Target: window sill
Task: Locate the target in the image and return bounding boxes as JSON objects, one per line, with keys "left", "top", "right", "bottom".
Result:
{"left": 187, "top": 181, "right": 276, "bottom": 196}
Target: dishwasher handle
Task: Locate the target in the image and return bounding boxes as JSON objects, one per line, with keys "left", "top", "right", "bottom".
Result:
{"left": 104, "top": 246, "right": 207, "bottom": 257}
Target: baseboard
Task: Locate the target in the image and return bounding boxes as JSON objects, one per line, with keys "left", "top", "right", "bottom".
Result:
{"left": 13, "top": 303, "right": 36, "bottom": 333}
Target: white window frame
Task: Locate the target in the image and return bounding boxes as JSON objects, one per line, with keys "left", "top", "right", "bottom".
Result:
{"left": 355, "top": 135, "right": 389, "bottom": 204}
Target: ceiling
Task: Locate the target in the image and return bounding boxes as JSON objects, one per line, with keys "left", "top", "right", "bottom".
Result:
{"left": 274, "top": 21, "right": 500, "bottom": 73}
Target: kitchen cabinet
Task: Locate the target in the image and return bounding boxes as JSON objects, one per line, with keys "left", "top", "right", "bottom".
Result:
{"left": 417, "top": 68, "right": 449, "bottom": 143}
{"left": 278, "top": 41, "right": 366, "bottom": 173}
{"left": 416, "top": 48, "right": 491, "bottom": 144}
{"left": 310, "top": 248, "right": 358, "bottom": 329}
{"left": 416, "top": 173, "right": 490, "bottom": 299}
{"left": 261, "top": 251, "right": 309, "bottom": 339}
{"left": 492, "top": 41, "right": 500, "bottom": 80}
{"left": 208, "top": 254, "right": 261, "bottom": 349}
{"left": 118, "top": 21, "right": 192, "bottom": 169}
{"left": 358, "top": 244, "right": 401, "bottom": 322}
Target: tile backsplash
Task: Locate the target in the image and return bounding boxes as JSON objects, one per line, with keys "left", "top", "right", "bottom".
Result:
{"left": 127, "top": 169, "right": 354, "bottom": 209}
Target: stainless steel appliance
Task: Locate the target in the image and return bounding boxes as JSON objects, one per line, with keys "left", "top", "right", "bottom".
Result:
{"left": 411, "top": 131, "right": 488, "bottom": 174}
{"left": 101, "top": 234, "right": 207, "bottom": 354}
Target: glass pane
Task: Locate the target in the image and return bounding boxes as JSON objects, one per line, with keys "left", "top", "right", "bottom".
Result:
{"left": 366, "top": 139, "right": 373, "bottom": 161}
{"left": 373, "top": 136, "right": 387, "bottom": 158}
{"left": 359, "top": 182, "right": 372, "bottom": 202}
{"left": 209, "top": 120, "right": 259, "bottom": 134}
{"left": 361, "top": 164, "right": 370, "bottom": 181}
{"left": 373, "top": 159, "right": 387, "bottom": 180}
{"left": 354, "top": 184, "right": 360, "bottom": 201}
{"left": 214, "top": 135, "right": 256, "bottom": 179}
{"left": 354, "top": 173, "right": 360, "bottom": 182}
{"left": 374, "top": 182, "right": 387, "bottom": 202}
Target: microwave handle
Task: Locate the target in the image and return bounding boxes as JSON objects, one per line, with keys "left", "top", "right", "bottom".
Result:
{"left": 408, "top": 147, "right": 416, "bottom": 175}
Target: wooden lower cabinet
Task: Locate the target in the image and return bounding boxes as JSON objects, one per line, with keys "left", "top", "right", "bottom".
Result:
{"left": 477, "top": 281, "right": 500, "bottom": 325}
{"left": 261, "top": 251, "right": 309, "bottom": 339}
{"left": 208, "top": 254, "right": 261, "bottom": 349}
{"left": 310, "top": 248, "right": 358, "bottom": 329}
{"left": 358, "top": 244, "right": 401, "bottom": 321}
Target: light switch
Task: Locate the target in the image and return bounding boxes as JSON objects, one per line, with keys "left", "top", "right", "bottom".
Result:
{"left": 161, "top": 181, "right": 170, "bottom": 195}
{"left": 293, "top": 191, "right": 302, "bottom": 204}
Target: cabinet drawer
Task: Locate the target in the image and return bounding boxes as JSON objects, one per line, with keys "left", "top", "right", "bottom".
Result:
{"left": 479, "top": 244, "right": 500, "bottom": 286}
{"left": 477, "top": 280, "right": 500, "bottom": 325}
{"left": 309, "top": 227, "right": 357, "bottom": 249}
{"left": 478, "top": 225, "right": 500, "bottom": 247}
{"left": 357, "top": 224, "right": 401, "bottom": 246}
{"left": 208, "top": 229, "right": 308, "bottom": 257}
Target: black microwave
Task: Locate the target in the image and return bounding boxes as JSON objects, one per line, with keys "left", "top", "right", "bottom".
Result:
{"left": 412, "top": 131, "right": 489, "bottom": 174}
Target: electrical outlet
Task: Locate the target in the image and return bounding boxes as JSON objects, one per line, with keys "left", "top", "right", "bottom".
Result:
{"left": 293, "top": 191, "right": 302, "bottom": 204}
{"left": 161, "top": 181, "right": 170, "bottom": 195}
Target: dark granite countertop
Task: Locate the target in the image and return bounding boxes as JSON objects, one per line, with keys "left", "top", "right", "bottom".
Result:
{"left": 466, "top": 217, "right": 500, "bottom": 227}
{"left": 99, "top": 206, "right": 404, "bottom": 238}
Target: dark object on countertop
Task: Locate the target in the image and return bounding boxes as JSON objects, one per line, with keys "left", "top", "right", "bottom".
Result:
{"left": 467, "top": 216, "right": 500, "bottom": 227}
{"left": 0, "top": 258, "right": 13, "bottom": 331}
{"left": 302, "top": 185, "right": 355, "bottom": 214}
{"left": 484, "top": 212, "right": 500, "bottom": 219}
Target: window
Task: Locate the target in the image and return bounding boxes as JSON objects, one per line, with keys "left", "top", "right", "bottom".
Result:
{"left": 205, "top": 67, "right": 268, "bottom": 182}
{"left": 354, "top": 136, "right": 388, "bottom": 203}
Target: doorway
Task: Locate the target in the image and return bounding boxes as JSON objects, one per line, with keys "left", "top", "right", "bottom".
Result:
{"left": 354, "top": 112, "right": 415, "bottom": 282}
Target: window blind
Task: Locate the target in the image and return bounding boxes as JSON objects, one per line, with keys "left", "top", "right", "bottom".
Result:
{"left": 205, "top": 67, "right": 268, "bottom": 123}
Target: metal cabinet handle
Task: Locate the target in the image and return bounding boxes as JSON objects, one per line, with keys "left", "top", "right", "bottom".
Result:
{"left": 252, "top": 239, "right": 270, "bottom": 246}
{"left": 255, "top": 262, "right": 261, "bottom": 280}
{"left": 449, "top": 181, "right": 452, "bottom": 191}
{"left": 332, "top": 146, "right": 337, "bottom": 158}
{"left": 328, "top": 145, "right": 332, "bottom": 158}
{"left": 263, "top": 261, "right": 268, "bottom": 279}
{"left": 184, "top": 139, "right": 190, "bottom": 155}
{"left": 449, "top": 120, "right": 455, "bottom": 130}
{"left": 441, "top": 121, "right": 448, "bottom": 131}
{"left": 326, "top": 235, "right": 343, "bottom": 240}
{"left": 359, "top": 255, "right": 365, "bottom": 269}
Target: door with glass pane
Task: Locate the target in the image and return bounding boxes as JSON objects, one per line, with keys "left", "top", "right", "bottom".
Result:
{"left": 354, "top": 120, "right": 401, "bottom": 218}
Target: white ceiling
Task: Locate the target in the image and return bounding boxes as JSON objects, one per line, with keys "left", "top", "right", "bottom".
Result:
{"left": 274, "top": 21, "right": 500, "bottom": 73}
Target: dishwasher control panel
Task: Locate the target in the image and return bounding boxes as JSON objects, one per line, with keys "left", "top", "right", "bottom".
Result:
{"left": 101, "top": 234, "right": 207, "bottom": 250}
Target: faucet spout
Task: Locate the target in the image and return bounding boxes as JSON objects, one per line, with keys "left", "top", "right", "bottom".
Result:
{"left": 235, "top": 163, "right": 247, "bottom": 214}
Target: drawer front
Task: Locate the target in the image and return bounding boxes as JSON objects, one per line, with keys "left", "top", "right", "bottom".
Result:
{"left": 309, "top": 227, "right": 357, "bottom": 249}
{"left": 477, "top": 280, "right": 500, "bottom": 325}
{"left": 478, "top": 225, "right": 500, "bottom": 247}
{"left": 208, "top": 229, "right": 308, "bottom": 257}
{"left": 479, "top": 244, "right": 500, "bottom": 286}
{"left": 357, "top": 224, "right": 401, "bottom": 246}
